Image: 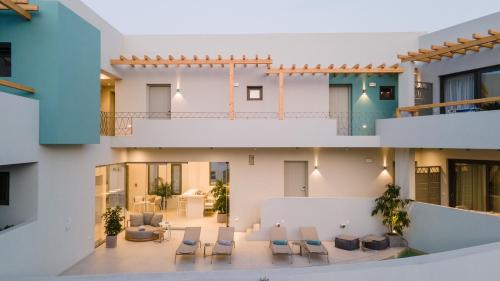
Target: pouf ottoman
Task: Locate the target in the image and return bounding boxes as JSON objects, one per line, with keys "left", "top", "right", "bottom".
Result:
{"left": 361, "top": 235, "right": 389, "bottom": 250}
{"left": 125, "top": 225, "right": 159, "bottom": 242}
{"left": 335, "top": 234, "right": 360, "bottom": 251}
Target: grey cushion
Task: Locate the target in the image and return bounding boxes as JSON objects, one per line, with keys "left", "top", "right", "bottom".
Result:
{"left": 150, "top": 213, "right": 163, "bottom": 227}
{"left": 143, "top": 212, "right": 154, "bottom": 225}
{"left": 129, "top": 213, "right": 144, "bottom": 227}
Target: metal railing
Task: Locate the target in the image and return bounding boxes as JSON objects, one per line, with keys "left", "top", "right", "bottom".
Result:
{"left": 100, "top": 111, "right": 392, "bottom": 137}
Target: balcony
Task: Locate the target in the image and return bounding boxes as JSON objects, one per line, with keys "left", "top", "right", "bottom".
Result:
{"left": 378, "top": 97, "right": 500, "bottom": 149}
{"left": 102, "top": 112, "right": 390, "bottom": 148}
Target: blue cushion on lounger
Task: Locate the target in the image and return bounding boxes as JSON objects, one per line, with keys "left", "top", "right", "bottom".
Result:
{"left": 183, "top": 239, "right": 197, "bottom": 246}
{"left": 272, "top": 240, "right": 288, "bottom": 245}
{"left": 218, "top": 240, "right": 232, "bottom": 246}
{"left": 306, "top": 240, "right": 321, "bottom": 246}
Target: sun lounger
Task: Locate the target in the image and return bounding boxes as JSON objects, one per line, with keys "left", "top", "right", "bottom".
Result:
{"left": 211, "top": 226, "right": 235, "bottom": 264}
{"left": 175, "top": 226, "right": 201, "bottom": 264}
{"left": 299, "top": 227, "right": 329, "bottom": 263}
{"left": 269, "top": 226, "right": 293, "bottom": 264}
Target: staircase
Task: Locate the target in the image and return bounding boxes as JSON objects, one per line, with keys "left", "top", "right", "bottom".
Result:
{"left": 245, "top": 222, "right": 261, "bottom": 240}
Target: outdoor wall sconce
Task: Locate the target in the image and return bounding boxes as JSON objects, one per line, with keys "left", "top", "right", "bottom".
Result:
{"left": 383, "top": 166, "right": 388, "bottom": 170}
{"left": 362, "top": 89, "right": 367, "bottom": 96}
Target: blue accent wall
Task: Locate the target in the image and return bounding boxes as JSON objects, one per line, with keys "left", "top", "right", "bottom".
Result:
{"left": 329, "top": 74, "right": 398, "bottom": 135}
{"left": 0, "top": 1, "right": 100, "bottom": 144}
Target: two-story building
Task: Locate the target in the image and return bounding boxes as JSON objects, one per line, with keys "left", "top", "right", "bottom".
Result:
{"left": 1, "top": 1, "right": 500, "bottom": 279}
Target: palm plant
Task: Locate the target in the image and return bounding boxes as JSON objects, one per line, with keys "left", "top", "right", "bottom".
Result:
{"left": 153, "top": 177, "right": 173, "bottom": 209}
{"left": 371, "top": 184, "right": 411, "bottom": 236}
{"left": 211, "top": 179, "right": 229, "bottom": 214}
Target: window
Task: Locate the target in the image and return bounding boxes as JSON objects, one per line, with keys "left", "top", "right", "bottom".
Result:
{"left": 247, "top": 86, "right": 263, "bottom": 100}
{"left": 0, "top": 43, "right": 11, "bottom": 77}
{"left": 0, "top": 172, "right": 9, "bottom": 205}
{"left": 210, "top": 162, "right": 229, "bottom": 185}
{"left": 440, "top": 64, "right": 500, "bottom": 113}
{"left": 449, "top": 160, "right": 500, "bottom": 213}
{"left": 379, "top": 86, "right": 395, "bottom": 100}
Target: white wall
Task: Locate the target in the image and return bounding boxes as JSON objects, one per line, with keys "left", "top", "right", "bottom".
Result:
{"left": 111, "top": 118, "right": 385, "bottom": 148}
{"left": 377, "top": 110, "right": 500, "bottom": 149}
{"left": 0, "top": 92, "right": 39, "bottom": 165}
{"left": 0, "top": 137, "right": 127, "bottom": 277}
{"left": 126, "top": 148, "right": 394, "bottom": 231}
{"left": 407, "top": 202, "right": 500, "bottom": 253}
{"left": 0, "top": 163, "right": 38, "bottom": 227}
{"left": 113, "top": 33, "right": 420, "bottom": 116}
{"left": 250, "top": 197, "right": 386, "bottom": 241}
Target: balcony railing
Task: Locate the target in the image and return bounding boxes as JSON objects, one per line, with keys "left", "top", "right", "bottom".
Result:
{"left": 100, "top": 111, "right": 392, "bottom": 137}
{"left": 397, "top": 96, "right": 500, "bottom": 117}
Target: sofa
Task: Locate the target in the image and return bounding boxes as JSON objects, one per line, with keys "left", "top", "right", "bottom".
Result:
{"left": 125, "top": 212, "right": 164, "bottom": 242}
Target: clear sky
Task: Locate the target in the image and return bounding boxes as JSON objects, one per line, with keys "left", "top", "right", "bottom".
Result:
{"left": 80, "top": 0, "right": 500, "bottom": 35}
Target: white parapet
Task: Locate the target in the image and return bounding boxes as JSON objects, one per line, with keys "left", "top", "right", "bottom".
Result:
{"left": 110, "top": 118, "right": 381, "bottom": 148}
{"left": 377, "top": 110, "right": 500, "bottom": 149}
{"left": 0, "top": 92, "right": 39, "bottom": 165}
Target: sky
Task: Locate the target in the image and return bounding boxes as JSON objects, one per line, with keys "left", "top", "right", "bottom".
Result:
{"left": 81, "top": 0, "right": 500, "bottom": 35}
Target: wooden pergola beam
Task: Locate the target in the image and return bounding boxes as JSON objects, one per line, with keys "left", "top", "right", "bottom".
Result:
{"left": 0, "top": 79, "right": 35, "bottom": 93}
{"left": 399, "top": 29, "right": 500, "bottom": 63}
{"left": 266, "top": 64, "right": 404, "bottom": 75}
{"left": 0, "top": 0, "right": 37, "bottom": 20}
{"left": 111, "top": 55, "right": 273, "bottom": 67}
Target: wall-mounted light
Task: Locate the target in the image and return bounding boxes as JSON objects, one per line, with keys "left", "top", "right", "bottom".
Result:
{"left": 362, "top": 89, "right": 367, "bottom": 96}
{"left": 175, "top": 88, "right": 182, "bottom": 95}
{"left": 383, "top": 166, "right": 387, "bottom": 170}
{"left": 362, "top": 124, "right": 368, "bottom": 129}
{"left": 314, "top": 165, "right": 318, "bottom": 171}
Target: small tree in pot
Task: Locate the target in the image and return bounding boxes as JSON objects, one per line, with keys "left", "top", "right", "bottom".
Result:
{"left": 211, "top": 180, "right": 229, "bottom": 223}
{"left": 102, "top": 206, "right": 124, "bottom": 248}
{"left": 371, "top": 184, "right": 411, "bottom": 246}
{"left": 153, "top": 177, "right": 173, "bottom": 210}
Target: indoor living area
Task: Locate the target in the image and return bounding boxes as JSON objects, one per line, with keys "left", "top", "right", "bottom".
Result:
{"left": 94, "top": 161, "right": 230, "bottom": 246}
{"left": 414, "top": 149, "right": 500, "bottom": 213}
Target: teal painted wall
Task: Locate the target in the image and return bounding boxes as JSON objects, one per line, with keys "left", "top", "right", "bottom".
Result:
{"left": 329, "top": 74, "right": 398, "bottom": 136}
{"left": 0, "top": 1, "right": 100, "bottom": 144}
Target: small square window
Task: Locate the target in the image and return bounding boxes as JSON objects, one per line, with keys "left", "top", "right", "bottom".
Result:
{"left": 247, "top": 86, "right": 263, "bottom": 101}
{"left": 379, "top": 86, "right": 395, "bottom": 100}
{"left": 0, "top": 43, "right": 12, "bottom": 77}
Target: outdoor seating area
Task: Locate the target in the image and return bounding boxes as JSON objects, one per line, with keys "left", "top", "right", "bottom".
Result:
{"left": 64, "top": 214, "right": 406, "bottom": 276}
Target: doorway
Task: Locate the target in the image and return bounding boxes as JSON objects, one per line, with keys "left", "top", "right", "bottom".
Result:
{"left": 284, "top": 161, "right": 308, "bottom": 197}
{"left": 329, "top": 85, "right": 351, "bottom": 136}
{"left": 147, "top": 84, "right": 171, "bottom": 119}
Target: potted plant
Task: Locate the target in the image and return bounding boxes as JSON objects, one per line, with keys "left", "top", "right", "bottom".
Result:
{"left": 371, "top": 184, "right": 411, "bottom": 247}
{"left": 153, "top": 177, "right": 173, "bottom": 210}
{"left": 210, "top": 179, "right": 229, "bottom": 223}
{"left": 102, "top": 206, "right": 124, "bottom": 248}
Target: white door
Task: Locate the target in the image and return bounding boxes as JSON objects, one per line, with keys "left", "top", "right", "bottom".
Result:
{"left": 284, "top": 161, "right": 308, "bottom": 197}
{"left": 148, "top": 85, "right": 171, "bottom": 119}
{"left": 329, "top": 86, "right": 351, "bottom": 135}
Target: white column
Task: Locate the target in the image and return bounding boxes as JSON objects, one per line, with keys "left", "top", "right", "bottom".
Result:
{"left": 395, "top": 148, "right": 415, "bottom": 200}
{"left": 397, "top": 62, "right": 416, "bottom": 109}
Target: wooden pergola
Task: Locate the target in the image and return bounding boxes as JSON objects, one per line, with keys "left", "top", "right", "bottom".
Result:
{"left": 266, "top": 64, "right": 404, "bottom": 119}
{"left": 111, "top": 55, "right": 273, "bottom": 119}
{"left": 398, "top": 29, "right": 500, "bottom": 63}
{"left": 0, "top": 0, "right": 38, "bottom": 20}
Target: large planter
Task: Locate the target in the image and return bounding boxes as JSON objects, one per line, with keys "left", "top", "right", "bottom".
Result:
{"left": 384, "top": 233, "right": 407, "bottom": 248}
{"left": 216, "top": 213, "right": 228, "bottom": 223}
{"left": 106, "top": 235, "right": 117, "bottom": 248}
